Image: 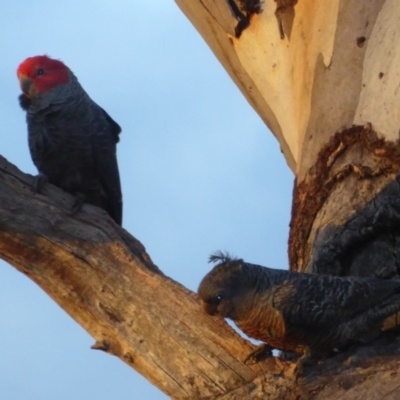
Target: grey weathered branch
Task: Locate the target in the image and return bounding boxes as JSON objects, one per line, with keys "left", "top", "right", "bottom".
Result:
{"left": 0, "top": 154, "right": 270, "bottom": 398}
{"left": 3, "top": 155, "right": 400, "bottom": 399}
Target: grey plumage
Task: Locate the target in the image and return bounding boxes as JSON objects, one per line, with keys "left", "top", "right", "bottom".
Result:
{"left": 199, "top": 251, "right": 400, "bottom": 363}
{"left": 18, "top": 56, "right": 122, "bottom": 225}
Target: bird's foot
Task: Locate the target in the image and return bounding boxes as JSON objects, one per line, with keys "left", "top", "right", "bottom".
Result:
{"left": 278, "top": 350, "right": 299, "bottom": 362}
{"left": 33, "top": 173, "right": 49, "bottom": 194}
{"left": 244, "top": 343, "right": 273, "bottom": 364}
{"left": 71, "top": 193, "right": 86, "bottom": 216}
{"left": 294, "top": 353, "right": 315, "bottom": 380}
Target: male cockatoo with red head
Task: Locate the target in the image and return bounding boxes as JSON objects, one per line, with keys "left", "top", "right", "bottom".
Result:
{"left": 17, "top": 55, "right": 123, "bottom": 225}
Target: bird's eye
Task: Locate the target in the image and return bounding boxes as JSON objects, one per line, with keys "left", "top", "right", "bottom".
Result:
{"left": 214, "top": 294, "right": 223, "bottom": 305}
{"left": 36, "top": 68, "right": 44, "bottom": 76}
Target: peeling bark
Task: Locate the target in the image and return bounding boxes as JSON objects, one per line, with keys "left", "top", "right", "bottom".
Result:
{"left": 175, "top": 0, "right": 400, "bottom": 276}
{"left": 289, "top": 126, "right": 400, "bottom": 274}
{"left": 176, "top": 0, "right": 398, "bottom": 177}
{"left": 172, "top": 0, "right": 400, "bottom": 397}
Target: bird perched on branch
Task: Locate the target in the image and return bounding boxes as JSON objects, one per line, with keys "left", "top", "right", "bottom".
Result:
{"left": 17, "top": 55, "right": 123, "bottom": 225}
{"left": 198, "top": 251, "right": 400, "bottom": 370}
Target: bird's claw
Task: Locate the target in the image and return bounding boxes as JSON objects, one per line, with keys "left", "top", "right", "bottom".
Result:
{"left": 293, "top": 353, "right": 314, "bottom": 380}
{"left": 71, "top": 193, "right": 86, "bottom": 215}
{"left": 244, "top": 343, "right": 273, "bottom": 364}
{"left": 33, "top": 173, "right": 49, "bottom": 194}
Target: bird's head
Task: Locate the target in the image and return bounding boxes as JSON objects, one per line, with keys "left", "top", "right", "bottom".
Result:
{"left": 198, "top": 251, "right": 253, "bottom": 320}
{"left": 17, "top": 55, "right": 69, "bottom": 99}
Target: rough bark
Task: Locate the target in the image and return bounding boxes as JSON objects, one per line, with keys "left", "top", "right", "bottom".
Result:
{"left": 2, "top": 154, "right": 400, "bottom": 399}
{"left": 290, "top": 126, "right": 400, "bottom": 276}
{"left": 0, "top": 155, "right": 273, "bottom": 398}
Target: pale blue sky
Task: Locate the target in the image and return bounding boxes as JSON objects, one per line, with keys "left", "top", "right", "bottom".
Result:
{"left": 0, "top": 1, "right": 293, "bottom": 399}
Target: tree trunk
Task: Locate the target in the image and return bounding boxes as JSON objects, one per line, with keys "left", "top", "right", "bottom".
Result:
{"left": 174, "top": 0, "right": 400, "bottom": 397}
{"left": 175, "top": 0, "right": 400, "bottom": 274}
{"left": 3, "top": 0, "right": 400, "bottom": 398}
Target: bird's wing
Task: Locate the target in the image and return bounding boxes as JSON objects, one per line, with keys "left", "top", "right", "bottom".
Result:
{"left": 272, "top": 274, "right": 400, "bottom": 329}
{"left": 91, "top": 107, "right": 123, "bottom": 225}
{"left": 99, "top": 106, "right": 121, "bottom": 143}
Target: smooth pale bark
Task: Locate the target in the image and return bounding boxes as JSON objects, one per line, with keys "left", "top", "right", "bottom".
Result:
{"left": 176, "top": 0, "right": 400, "bottom": 177}
{"left": 175, "top": 0, "right": 400, "bottom": 272}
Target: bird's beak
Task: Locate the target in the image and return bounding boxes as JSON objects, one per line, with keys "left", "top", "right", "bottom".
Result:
{"left": 18, "top": 75, "right": 34, "bottom": 98}
{"left": 200, "top": 300, "right": 217, "bottom": 316}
